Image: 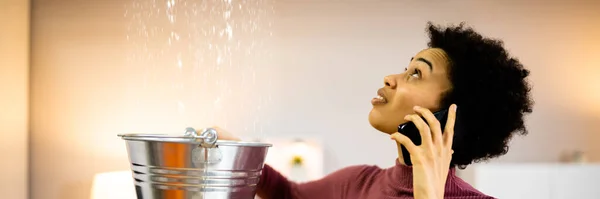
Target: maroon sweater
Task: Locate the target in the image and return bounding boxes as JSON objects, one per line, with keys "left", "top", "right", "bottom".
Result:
{"left": 257, "top": 160, "right": 494, "bottom": 199}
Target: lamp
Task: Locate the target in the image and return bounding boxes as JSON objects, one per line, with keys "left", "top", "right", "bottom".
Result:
{"left": 290, "top": 139, "right": 310, "bottom": 158}
{"left": 262, "top": 137, "right": 324, "bottom": 182}
{"left": 90, "top": 171, "right": 136, "bottom": 199}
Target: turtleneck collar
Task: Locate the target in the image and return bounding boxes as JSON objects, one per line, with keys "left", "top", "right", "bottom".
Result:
{"left": 384, "top": 159, "right": 457, "bottom": 190}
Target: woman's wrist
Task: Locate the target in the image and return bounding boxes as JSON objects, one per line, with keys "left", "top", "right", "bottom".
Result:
{"left": 414, "top": 185, "right": 444, "bottom": 199}
{"left": 415, "top": 192, "right": 443, "bottom": 199}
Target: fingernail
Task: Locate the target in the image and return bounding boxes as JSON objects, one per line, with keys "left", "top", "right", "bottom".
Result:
{"left": 413, "top": 106, "right": 420, "bottom": 110}
{"left": 451, "top": 104, "right": 457, "bottom": 111}
{"left": 404, "top": 115, "right": 410, "bottom": 120}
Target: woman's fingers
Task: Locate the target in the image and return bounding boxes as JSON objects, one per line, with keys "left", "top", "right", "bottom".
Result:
{"left": 443, "top": 104, "right": 457, "bottom": 147}
{"left": 390, "top": 132, "right": 418, "bottom": 154}
{"left": 413, "top": 106, "right": 443, "bottom": 147}
{"left": 211, "top": 126, "right": 241, "bottom": 141}
{"left": 404, "top": 113, "right": 432, "bottom": 146}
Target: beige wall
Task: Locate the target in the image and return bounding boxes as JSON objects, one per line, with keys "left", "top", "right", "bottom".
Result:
{"left": 30, "top": 0, "right": 600, "bottom": 199}
{"left": 0, "top": 0, "right": 29, "bottom": 198}
{"left": 30, "top": 1, "right": 130, "bottom": 198}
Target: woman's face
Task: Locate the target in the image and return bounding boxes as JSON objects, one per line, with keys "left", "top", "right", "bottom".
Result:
{"left": 368, "top": 48, "right": 453, "bottom": 134}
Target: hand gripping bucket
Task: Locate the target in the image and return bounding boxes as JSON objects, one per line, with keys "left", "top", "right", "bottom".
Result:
{"left": 119, "top": 127, "right": 271, "bottom": 199}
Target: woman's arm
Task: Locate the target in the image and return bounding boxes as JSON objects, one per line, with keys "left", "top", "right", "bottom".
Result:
{"left": 256, "top": 164, "right": 372, "bottom": 199}
{"left": 256, "top": 164, "right": 294, "bottom": 198}
{"left": 209, "top": 126, "right": 367, "bottom": 199}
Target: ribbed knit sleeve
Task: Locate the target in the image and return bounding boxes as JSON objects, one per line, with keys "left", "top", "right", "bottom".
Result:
{"left": 256, "top": 162, "right": 494, "bottom": 199}
{"left": 256, "top": 164, "right": 374, "bottom": 199}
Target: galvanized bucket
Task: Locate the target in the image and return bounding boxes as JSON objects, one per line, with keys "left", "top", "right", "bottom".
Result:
{"left": 119, "top": 127, "right": 271, "bottom": 199}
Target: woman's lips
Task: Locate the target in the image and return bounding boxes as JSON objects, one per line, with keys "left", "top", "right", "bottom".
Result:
{"left": 371, "top": 88, "right": 387, "bottom": 105}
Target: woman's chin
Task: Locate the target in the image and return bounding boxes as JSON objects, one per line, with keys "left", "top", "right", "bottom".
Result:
{"left": 373, "top": 126, "right": 396, "bottom": 134}
{"left": 368, "top": 110, "right": 403, "bottom": 134}
{"left": 368, "top": 118, "right": 396, "bottom": 134}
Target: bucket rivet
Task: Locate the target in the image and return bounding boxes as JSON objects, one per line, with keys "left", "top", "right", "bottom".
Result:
{"left": 184, "top": 127, "right": 218, "bottom": 148}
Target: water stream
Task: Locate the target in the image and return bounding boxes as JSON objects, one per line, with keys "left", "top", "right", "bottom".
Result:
{"left": 125, "top": 0, "right": 275, "bottom": 139}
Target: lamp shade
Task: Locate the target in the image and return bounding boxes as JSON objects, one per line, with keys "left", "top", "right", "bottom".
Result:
{"left": 262, "top": 137, "right": 324, "bottom": 182}
{"left": 90, "top": 171, "right": 136, "bottom": 199}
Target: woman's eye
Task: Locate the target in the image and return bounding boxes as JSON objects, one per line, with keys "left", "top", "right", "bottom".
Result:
{"left": 410, "top": 69, "right": 421, "bottom": 78}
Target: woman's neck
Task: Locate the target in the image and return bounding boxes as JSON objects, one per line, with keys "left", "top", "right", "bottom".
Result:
{"left": 395, "top": 141, "right": 408, "bottom": 166}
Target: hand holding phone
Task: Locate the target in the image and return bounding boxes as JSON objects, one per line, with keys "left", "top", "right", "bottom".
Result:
{"left": 396, "top": 107, "right": 462, "bottom": 166}
{"left": 390, "top": 105, "right": 460, "bottom": 199}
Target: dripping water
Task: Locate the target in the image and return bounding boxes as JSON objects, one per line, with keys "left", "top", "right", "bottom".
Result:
{"left": 125, "top": 0, "right": 275, "bottom": 140}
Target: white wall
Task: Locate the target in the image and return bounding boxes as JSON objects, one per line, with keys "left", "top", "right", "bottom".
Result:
{"left": 0, "top": 0, "right": 29, "bottom": 199}
{"left": 30, "top": 0, "right": 600, "bottom": 199}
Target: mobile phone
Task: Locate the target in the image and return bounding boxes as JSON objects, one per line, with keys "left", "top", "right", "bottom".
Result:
{"left": 397, "top": 108, "right": 461, "bottom": 166}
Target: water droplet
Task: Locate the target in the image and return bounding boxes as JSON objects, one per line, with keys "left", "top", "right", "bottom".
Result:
{"left": 226, "top": 24, "right": 233, "bottom": 40}
{"left": 224, "top": 11, "right": 231, "bottom": 19}
{"left": 178, "top": 101, "right": 185, "bottom": 114}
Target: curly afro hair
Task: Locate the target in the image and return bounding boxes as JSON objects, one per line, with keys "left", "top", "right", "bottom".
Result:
{"left": 426, "top": 22, "right": 534, "bottom": 168}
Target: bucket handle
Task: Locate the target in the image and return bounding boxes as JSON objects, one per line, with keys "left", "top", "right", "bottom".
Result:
{"left": 184, "top": 127, "right": 218, "bottom": 148}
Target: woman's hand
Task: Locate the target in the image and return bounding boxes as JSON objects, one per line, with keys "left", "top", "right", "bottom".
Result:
{"left": 390, "top": 104, "right": 457, "bottom": 199}
{"left": 209, "top": 126, "right": 242, "bottom": 141}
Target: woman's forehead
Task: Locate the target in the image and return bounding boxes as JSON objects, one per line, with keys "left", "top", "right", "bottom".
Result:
{"left": 413, "top": 48, "right": 451, "bottom": 72}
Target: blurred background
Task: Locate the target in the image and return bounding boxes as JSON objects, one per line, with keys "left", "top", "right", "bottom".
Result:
{"left": 2, "top": 0, "right": 600, "bottom": 198}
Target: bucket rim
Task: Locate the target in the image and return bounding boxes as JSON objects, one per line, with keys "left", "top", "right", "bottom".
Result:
{"left": 118, "top": 134, "right": 272, "bottom": 147}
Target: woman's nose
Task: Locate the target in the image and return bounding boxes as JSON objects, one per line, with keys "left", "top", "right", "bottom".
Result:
{"left": 384, "top": 75, "right": 397, "bottom": 89}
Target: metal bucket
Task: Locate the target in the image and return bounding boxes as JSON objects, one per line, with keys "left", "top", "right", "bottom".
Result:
{"left": 119, "top": 127, "right": 271, "bottom": 199}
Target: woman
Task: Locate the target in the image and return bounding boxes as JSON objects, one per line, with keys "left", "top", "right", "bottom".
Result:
{"left": 214, "top": 22, "right": 533, "bottom": 199}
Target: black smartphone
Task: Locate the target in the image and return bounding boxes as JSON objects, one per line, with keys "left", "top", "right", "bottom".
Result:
{"left": 397, "top": 108, "right": 461, "bottom": 166}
